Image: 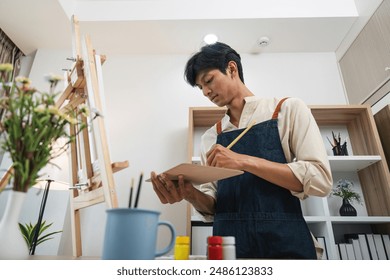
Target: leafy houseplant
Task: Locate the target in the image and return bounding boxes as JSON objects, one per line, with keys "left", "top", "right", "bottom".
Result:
{"left": 331, "top": 179, "right": 362, "bottom": 204}
{"left": 19, "top": 220, "right": 62, "bottom": 252}
{"left": 0, "top": 63, "right": 88, "bottom": 192}
{"left": 331, "top": 179, "right": 362, "bottom": 216}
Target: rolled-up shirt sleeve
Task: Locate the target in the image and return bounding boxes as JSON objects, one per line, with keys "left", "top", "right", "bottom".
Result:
{"left": 282, "top": 98, "right": 333, "bottom": 199}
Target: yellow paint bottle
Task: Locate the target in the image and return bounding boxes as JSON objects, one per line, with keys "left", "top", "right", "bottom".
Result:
{"left": 174, "top": 236, "right": 190, "bottom": 260}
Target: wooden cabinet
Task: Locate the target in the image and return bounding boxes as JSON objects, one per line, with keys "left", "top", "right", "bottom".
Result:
{"left": 187, "top": 105, "right": 390, "bottom": 259}
{"left": 339, "top": 0, "right": 390, "bottom": 106}
{"left": 311, "top": 105, "right": 390, "bottom": 216}
{"left": 374, "top": 104, "right": 390, "bottom": 171}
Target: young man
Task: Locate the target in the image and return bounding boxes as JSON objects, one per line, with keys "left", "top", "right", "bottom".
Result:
{"left": 151, "top": 42, "right": 332, "bottom": 259}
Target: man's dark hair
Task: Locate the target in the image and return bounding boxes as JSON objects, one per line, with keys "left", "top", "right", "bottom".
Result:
{"left": 184, "top": 42, "right": 244, "bottom": 86}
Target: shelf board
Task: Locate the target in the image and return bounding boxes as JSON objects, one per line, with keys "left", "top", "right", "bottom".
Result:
{"left": 328, "top": 155, "right": 381, "bottom": 172}
{"left": 304, "top": 216, "right": 328, "bottom": 222}
{"left": 330, "top": 216, "right": 390, "bottom": 224}
{"left": 305, "top": 216, "right": 390, "bottom": 224}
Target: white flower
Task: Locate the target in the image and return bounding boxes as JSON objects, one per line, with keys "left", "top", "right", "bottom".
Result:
{"left": 78, "top": 104, "right": 90, "bottom": 117}
{"left": 0, "top": 63, "right": 13, "bottom": 72}
{"left": 48, "top": 105, "right": 60, "bottom": 115}
{"left": 15, "top": 76, "right": 32, "bottom": 85}
{"left": 44, "top": 74, "right": 63, "bottom": 83}
{"left": 34, "top": 104, "right": 47, "bottom": 113}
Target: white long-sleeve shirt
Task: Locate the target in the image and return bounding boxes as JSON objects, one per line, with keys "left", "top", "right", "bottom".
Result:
{"left": 197, "top": 96, "right": 333, "bottom": 221}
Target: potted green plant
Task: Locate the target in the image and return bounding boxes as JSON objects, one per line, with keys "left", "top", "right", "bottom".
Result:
{"left": 19, "top": 220, "right": 62, "bottom": 252}
{"left": 0, "top": 63, "right": 88, "bottom": 259}
{"left": 331, "top": 179, "right": 362, "bottom": 216}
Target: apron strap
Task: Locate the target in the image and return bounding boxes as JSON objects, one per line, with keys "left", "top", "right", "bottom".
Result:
{"left": 271, "top": 97, "right": 289, "bottom": 120}
{"left": 216, "top": 119, "right": 222, "bottom": 135}
{"left": 216, "top": 97, "right": 289, "bottom": 134}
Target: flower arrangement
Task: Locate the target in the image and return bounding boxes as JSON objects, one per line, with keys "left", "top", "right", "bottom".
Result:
{"left": 331, "top": 179, "right": 362, "bottom": 205}
{"left": 0, "top": 63, "right": 88, "bottom": 193}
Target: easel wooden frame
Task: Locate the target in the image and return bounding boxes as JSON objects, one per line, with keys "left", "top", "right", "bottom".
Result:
{"left": 56, "top": 16, "right": 128, "bottom": 257}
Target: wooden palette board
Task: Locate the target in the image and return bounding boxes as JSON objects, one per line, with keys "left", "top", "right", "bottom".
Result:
{"left": 146, "top": 163, "right": 243, "bottom": 184}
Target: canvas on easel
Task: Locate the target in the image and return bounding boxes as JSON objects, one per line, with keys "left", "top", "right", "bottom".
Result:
{"left": 56, "top": 15, "right": 128, "bottom": 257}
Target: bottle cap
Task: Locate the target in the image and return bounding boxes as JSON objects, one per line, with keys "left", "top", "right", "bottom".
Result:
{"left": 222, "top": 236, "right": 235, "bottom": 245}
{"left": 176, "top": 236, "right": 190, "bottom": 244}
{"left": 208, "top": 236, "right": 222, "bottom": 245}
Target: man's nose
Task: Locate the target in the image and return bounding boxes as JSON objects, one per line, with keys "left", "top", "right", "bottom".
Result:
{"left": 202, "top": 86, "right": 211, "bottom": 97}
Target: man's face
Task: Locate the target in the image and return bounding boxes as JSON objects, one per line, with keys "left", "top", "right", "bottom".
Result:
{"left": 195, "top": 68, "right": 236, "bottom": 107}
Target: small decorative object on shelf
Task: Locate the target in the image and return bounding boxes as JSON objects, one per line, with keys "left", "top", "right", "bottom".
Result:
{"left": 327, "top": 131, "right": 348, "bottom": 156}
{"left": 331, "top": 179, "right": 362, "bottom": 216}
{"left": 339, "top": 198, "right": 357, "bottom": 216}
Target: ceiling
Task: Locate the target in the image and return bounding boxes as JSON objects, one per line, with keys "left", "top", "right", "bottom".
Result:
{"left": 0, "top": 0, "right": 383, "bottom": 58}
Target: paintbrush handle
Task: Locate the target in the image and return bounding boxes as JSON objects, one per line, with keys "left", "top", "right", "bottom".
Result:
{"left": 226, "top": 120, "right": 256, "bottom": 149}
{"left": 134, "top": 173, "right": 143, "bottom": 208}
{"left": 128, "top": 187, "right": 133, "bottom": 208}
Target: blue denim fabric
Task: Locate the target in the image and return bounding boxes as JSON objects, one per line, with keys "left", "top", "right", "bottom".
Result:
{"left": 213, "top": 119, "right": 316, "bottom": 259}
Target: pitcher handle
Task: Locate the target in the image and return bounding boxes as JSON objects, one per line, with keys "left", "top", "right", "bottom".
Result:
{"left": 155, "top": 221, "right": 176, "bottom": 257}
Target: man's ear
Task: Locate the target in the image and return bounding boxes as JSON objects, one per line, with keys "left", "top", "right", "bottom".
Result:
{"left": 227, "top": 61, "right": 238, "bottom": 76}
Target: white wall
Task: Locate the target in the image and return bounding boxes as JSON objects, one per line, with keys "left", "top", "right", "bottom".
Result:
{"left": 0, "top": 48, "right": 347, "bottom": 257}
{"left": 242, "top": 52, "right": 346, "bottom": 104}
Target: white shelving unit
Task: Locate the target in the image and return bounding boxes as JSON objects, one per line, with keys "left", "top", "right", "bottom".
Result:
{"left": 187, "top": 105, "right": 390, "bottom": 259}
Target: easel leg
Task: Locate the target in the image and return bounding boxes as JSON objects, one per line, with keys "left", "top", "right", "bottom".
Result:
{"left": 70, "top": 196, "right": 82, "bottom": 257}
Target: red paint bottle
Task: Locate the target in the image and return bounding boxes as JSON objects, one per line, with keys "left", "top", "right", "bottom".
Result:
{"left": 207, "top": 236, "right": 223, "bottom": 260}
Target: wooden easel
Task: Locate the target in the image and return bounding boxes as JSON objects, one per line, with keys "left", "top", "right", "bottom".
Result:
{"left": 56, "top": 15, "right": 128, "bottom": 257}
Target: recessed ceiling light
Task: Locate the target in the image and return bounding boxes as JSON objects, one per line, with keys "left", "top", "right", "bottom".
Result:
{"left": 203, "top": 34, "right": 218, "bottom": 45}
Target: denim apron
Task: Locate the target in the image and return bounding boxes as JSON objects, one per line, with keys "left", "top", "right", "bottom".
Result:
{"left": 213, "top": 98, "right": 316, "bottom": 259}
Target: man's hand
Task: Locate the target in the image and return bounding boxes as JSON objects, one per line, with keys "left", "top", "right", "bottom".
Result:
{"left": 150, "top": 171, "right": 216, "bottom": 215}
{"left": 150, "top": 172, "right": 192, "bottom": 204}
{"left": 206, "top": 144, "right": 246, "bottom": 170}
